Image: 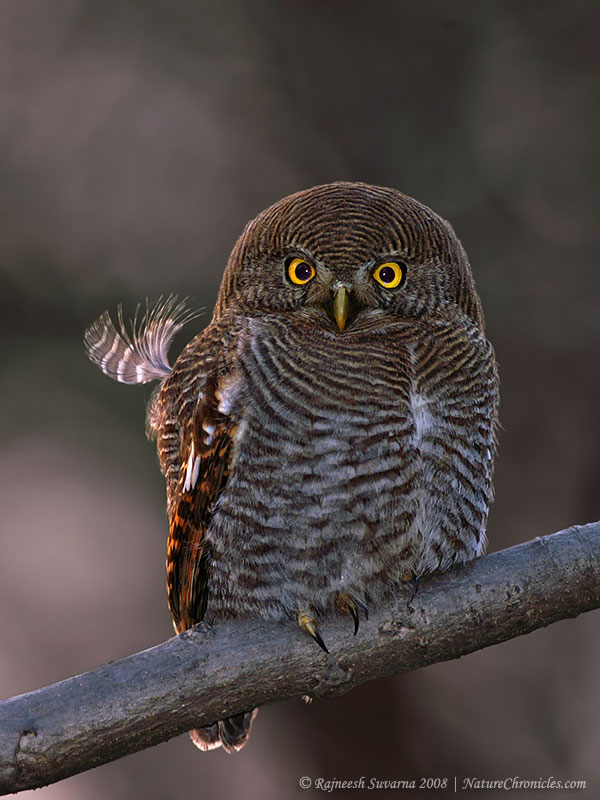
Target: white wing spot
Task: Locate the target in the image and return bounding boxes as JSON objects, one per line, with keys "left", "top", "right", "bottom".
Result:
{"left": 183, "top": 443, "right": 200, "bottom": 492}
{"left": 202, "top": 422, "right": 215, "bottom": 445}
{"left": 191, "top": 456, "right": 201, "bottom": 490}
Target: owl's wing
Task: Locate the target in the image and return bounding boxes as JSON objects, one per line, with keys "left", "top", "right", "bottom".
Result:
{"left": 85, "top": 301, "right": 238, "bottom": 632}
{"left": 156, "top": 322, "right": 243, "bottom": 633}
{"left": 166, "top": 413, "right": 236, "bottom": 632}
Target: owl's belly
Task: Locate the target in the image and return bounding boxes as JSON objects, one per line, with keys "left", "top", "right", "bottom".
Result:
{"left": 203, "top": 318, "right": 493, "bottom": 621}
{"left": 206, "top": 415, "right": 416, "bottom": 619}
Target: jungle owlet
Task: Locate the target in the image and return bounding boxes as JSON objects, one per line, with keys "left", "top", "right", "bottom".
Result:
{"left": 85, "top": 181, "right": 499, "bottom": 753}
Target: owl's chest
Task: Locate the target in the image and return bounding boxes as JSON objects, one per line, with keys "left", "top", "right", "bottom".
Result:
{"left": 204, "top": 319, "right": 492, "bottom": 617}
{"left": 224, "top": 321, "right": 428, "bottom": 496}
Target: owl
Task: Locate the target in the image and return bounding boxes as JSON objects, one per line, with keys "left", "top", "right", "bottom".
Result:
{"left": 85, "top": 182, "right": 499, "bottom": 752}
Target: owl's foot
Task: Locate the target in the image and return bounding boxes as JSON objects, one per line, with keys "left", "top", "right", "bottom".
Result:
{"left": 297, "top": 611, "right": 329, "bottom": 653}
{"left": 335, "top": 593, "right": 360, "bottom": 635}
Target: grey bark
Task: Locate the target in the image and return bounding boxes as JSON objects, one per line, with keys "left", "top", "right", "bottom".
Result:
{"left": 1, "top": 523, "right": 599, "bottom": 795}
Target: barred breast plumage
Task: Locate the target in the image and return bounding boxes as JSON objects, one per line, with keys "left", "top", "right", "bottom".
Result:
{"left": 85, "top": 181, "right": 499, "bottom": 753}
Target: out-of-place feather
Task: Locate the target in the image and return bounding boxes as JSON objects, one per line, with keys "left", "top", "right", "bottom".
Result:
{"left": 84, "top": 295, "right": 201, "bottom": 384}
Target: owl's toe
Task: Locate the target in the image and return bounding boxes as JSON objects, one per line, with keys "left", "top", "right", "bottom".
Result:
{"left": 297, "top": 611, "right": 329, "bottom": 653}
{"left": 335, "top": 593, "right": 360, "bottom": 635}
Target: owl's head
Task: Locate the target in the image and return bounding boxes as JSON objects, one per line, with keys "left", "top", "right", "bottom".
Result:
{"left": 216, "top": 182, "right": 483, "bottom": 332}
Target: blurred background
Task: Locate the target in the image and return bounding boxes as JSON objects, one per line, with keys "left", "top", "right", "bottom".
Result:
{"left": 1, "top": 1, "right": 599, "bottom": 798}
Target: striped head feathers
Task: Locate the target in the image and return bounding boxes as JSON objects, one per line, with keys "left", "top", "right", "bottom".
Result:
{"left": 215, "top": 181, "right": 484, "bottom": 331}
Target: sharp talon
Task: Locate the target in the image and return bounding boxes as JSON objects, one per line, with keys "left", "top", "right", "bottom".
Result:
{"left": 298, "top": 612, "right": 329, "bottom": 653}
{"left": 335, "top": 593, "right": 360, "bottom": 635}
{"left": 349, "top": 604, "right": 359, "bottom": 635}
{"left": 409, "top": 576, "right": 420, "bottom": 604}
{"left": 311, "top": 627, "right": 329, "bottom": 653}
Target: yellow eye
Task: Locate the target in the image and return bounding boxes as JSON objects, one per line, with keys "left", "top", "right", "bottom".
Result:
{"left": 373, "top": 261, "right": 405, "bottom": 289}
{"left": 287, "top": 257, "right": 316, "bottom": 285}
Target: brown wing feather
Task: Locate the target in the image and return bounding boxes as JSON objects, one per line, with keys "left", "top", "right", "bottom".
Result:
{"left": 167, "top": 415, "right": 235, "bottom": 632}
{"left": 165, "top": 344, "right": 244, "bottom": 631}
{"left": 153, "top": 318, "right": 245, "bottom": 633}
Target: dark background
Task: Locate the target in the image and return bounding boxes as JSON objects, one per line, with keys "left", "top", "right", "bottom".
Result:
{"left": 1, "top": 2, "right": 599, "bottom": 798}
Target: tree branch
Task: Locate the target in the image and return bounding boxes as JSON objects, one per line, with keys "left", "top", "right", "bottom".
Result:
{"left": 1, "top": 523, "right": 599, "bottom": 794}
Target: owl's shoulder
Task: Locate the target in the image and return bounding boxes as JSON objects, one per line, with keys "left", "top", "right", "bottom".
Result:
{"left": 147, "top": 313, "right": 249, "bottom": 503}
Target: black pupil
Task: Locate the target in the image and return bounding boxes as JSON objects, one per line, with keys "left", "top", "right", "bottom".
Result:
{"left": 379, "top": 266, "right": 397, "bottom": 284}
{"left": 295, "top": 262, "right": 312, "bottom": 281}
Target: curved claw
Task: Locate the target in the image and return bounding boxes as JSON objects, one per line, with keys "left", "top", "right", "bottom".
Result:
{"left": 297, "top": 612, "right": 329, "bottom": 653}
{"left": 409, "top": 575, "right": 420, "bottom": 604}
{"left": 336, "top": 593, "right": 360, "bottom": 635}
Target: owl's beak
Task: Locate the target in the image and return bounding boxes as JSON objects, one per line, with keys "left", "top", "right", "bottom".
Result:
{"left": 332, "top": 286, "right": 349, "bottom": 332}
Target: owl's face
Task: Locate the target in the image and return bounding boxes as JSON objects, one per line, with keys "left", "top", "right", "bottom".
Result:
{"left": 217, "top": 182, "right": 483, "bottom": 332}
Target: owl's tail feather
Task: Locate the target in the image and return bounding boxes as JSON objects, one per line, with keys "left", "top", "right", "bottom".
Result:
{"left": 190, "top": 710, "right": 258, "bottom": 754}
{"left": 84, "top": 295, "right": 201, "bottom": 384}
